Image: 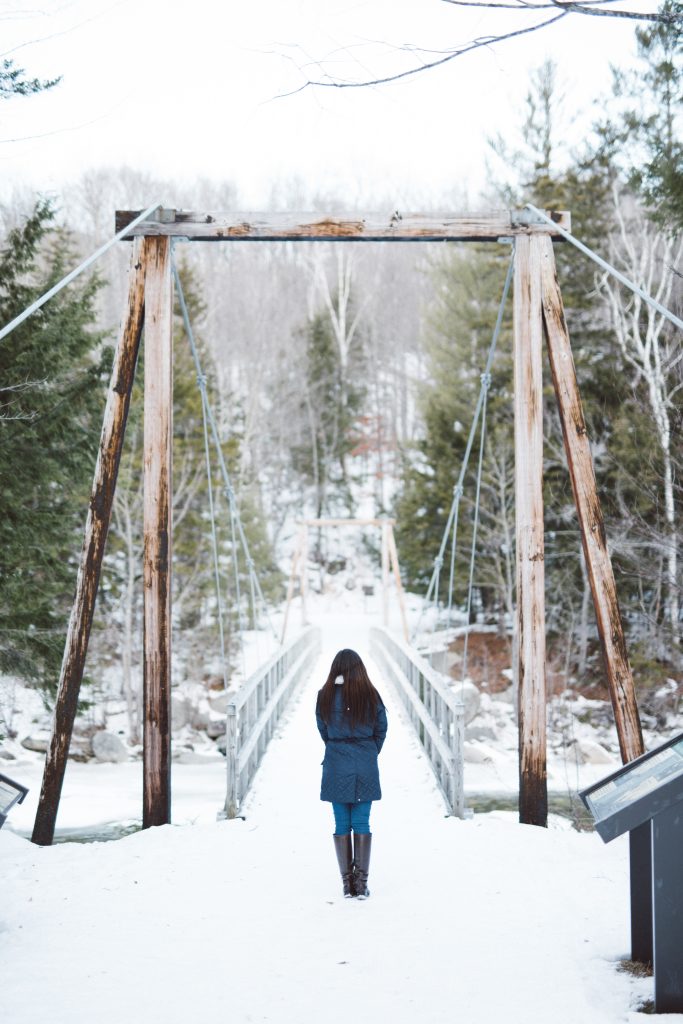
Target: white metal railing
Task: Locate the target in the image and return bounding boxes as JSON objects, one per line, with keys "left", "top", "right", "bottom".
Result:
{"left": 223, "top": 626, "right": 321, "bottom": 818}
{"left": 370, "top": 627, "right": 465, "bottom": 817}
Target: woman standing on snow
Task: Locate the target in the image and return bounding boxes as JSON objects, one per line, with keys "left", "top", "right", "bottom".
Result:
{"left": 316, "top": 648, "right": 388, "bottom": 899}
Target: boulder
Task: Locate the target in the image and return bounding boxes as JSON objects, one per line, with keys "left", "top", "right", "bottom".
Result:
{"left": 463, "top": 741, "right": 495, "bottom": 764}
{"left": 171, "top": 694, "right": 191, "bottom": 731}
{"left": 449, "top": 681, "right": 480, "bottom": 725}
{"left": 206, "top": 716, "right": 227, "bottom": 740}
{"left": 21, "top": 733, "right": 51, "bottom": 753}
{"left": 0, "top": 745, "right": 16, "bottom": 760}
{"left": 465, "top": 724, "right": 498, "bottom": 743}
{"left": 576, "top": 737, "right": 615, "bottom": 765}
{"left": 68, "top": 735, "right": 93, "bottom": 761}
{"left": 92, "top": 730, "right": 129, "bottom": 763}
{"left": 208, "top": 690, "right": 230, "bottom": 714}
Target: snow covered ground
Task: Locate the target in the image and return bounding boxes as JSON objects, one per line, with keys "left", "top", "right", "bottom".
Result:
{"left": 0, "top": 612, "right": 673, "bottom": 1023}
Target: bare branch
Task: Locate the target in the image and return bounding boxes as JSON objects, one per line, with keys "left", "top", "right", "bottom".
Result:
{"left": 277, "top": 11, "right": 568, "bottom": 95}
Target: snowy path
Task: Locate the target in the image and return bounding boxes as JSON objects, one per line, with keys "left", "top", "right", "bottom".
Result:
{"left": 0, "top": 615, "right": 659, "bottom": 1023}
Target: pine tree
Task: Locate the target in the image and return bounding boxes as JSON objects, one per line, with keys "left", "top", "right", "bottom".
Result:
{"left": 0, "top": 200, "right": 109, "bottom": 697}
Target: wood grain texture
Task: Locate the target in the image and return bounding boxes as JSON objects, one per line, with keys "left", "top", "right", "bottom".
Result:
{"left": 387, "top": 525, "right": 410, "bottom": 642}
{"left": 115, "top": 209, "right": 571, "bottom": 243}
{"left": 142, "top": 235, "right": 173, "bottom": 829}
{"left": 31, "top": 240, "right": 146, "bottom": 846}
{"left": 514, "top": 234, "right": 548, "bottom": 828}
{"left": 539, "top": 234, "right": 644, "bottom": 764}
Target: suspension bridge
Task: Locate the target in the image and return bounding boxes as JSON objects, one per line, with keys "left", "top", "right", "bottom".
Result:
{"left": 2, "top": 203, "right": 680, "bottom": 1022}
{"left": 7, "top": 202, "right": 671, "bottom": 846}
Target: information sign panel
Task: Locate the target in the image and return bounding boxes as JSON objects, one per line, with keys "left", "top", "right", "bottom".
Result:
{"left": 581, "top": 731, "right": 683, "bottom": 842}
{"left": 581, "top": 731, "right": 683, "bottom": 1013}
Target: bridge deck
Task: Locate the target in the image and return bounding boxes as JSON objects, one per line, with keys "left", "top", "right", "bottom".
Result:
{"left": 0, "top": 617, "right": 635, "bottom": 1023}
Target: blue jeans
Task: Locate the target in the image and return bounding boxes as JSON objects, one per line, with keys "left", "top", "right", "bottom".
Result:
{"left": 332, "top": 801, "right": 372, "bottom": 835}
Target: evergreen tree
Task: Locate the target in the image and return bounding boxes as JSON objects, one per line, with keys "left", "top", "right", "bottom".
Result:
{"left": 601, "top": 0, "right": 683, "bottom": 230}
{"left": 291, "top": 301, "right": 366, "bottom": 520}
{"left": 0, "top": 58, "right": 60, "bottom": 100}
{"left": 0, "top": 200, "right": 109, "bottom": 697}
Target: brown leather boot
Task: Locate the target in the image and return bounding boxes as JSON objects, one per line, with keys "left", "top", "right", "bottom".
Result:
{"left": 333, "top": 834, "right": 355, "bottom": 897}
{"left": 353, "top": 832, "right": 372, "bottom": 899}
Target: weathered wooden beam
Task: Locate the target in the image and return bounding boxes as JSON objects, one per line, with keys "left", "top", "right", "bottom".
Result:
{"left": 381, "top": 522, "right": 390, "bottom": 629}
{"left": 115, "top": 209, "right": 571, "bottom": 243}
{"left": 31, "top": 240, "right": 147, "bottom": 846}
{"left": 539, "top": 234, "right": 644, "bottom": 764}
{"left": 387, "top": 524, "right": 410, "bottom": 643}
{"left": 142, "top": 235, "right": 173, "bottom": 829}
{"left": 280, "top": 527, "right": 305, "bottom": 645}
{"left": 514, "top": 234, "right": 548, "bottom": 828}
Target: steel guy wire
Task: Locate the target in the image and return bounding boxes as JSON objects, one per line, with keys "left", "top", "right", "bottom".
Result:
{"left": 172, "top": 257, "right": 278, "bottom": 662}
{"left": 412, "top": 248, "right": 514, "bottom": 642}
{"left": 525, "top": 203, "right": 683, "bottom": 334}
{"left": 0, "top": 202, "right": 162, "bottom": 342}
{"left": 461, "top": 372, "right": 490, "bottom": 686}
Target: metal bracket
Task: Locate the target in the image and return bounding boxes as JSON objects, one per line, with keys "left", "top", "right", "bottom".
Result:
{"left": 510, "top": 208, "right": 546, "bottom": 227}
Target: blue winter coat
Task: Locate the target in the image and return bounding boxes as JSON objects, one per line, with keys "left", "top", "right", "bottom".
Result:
{"left": 316, "top": 687, "right": 388, "bottom": 803}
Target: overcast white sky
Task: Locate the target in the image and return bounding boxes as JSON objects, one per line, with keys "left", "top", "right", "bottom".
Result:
{"left": 0, "top": 0, "right": 657, "bottom": 209}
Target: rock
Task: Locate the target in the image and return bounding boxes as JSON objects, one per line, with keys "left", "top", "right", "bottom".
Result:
{"left": 190, "top": 705, "right": 211, "bottom": 731}
{"left": 171, "top": 694, "right": 191, "bottom": 731}
{"left": 68, "top": 735, "right": 93, "bottom": 761}
{"left": 431, "top": 649, "right": 461, "bottom": 676}
{"left": 0, "top": 745, "right": 16, "bottom": 760}
{"left": 206, "top": 716, "right": 226, "bottom": 740}
{"left": 576, "top": 738, "right": 615, "bottom": 765}
{"left": 176, "top": 750, "right": 224, "bottom": 765}
{"left": 463, "top": 741, "right": 495, "bottom": 764}
{"left": 449, "top": 681, "right": 480, "bottom": 724}
{"left": 208, "top": 690, "right": 230, "bottom": 714}
{"left": 21, "top": 733, "right": 51, "bottom": 753}
{"left": 92, "top": 730, "right": 129, "bottom": 763}
{"left": 465, "top": 724, "right": 498, "bottom": 742}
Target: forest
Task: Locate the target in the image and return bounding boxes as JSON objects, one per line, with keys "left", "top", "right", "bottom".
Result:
{"left": 0, "top": 9, "right": 681, "bottom": 747}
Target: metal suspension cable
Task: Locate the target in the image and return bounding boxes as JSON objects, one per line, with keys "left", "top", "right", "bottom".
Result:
{"left": 171, "top": 258, "right": 278, "bottom": 649}
{"left": 197, "top": 370, "right": 229, "bottom": 688}
{"left": 461, "top": 372, "right": 490, "bottom": 684}
{"left": 412, "top": 249, "right": 514, "bottom": 640}
{"left": 525, "top": 203, "right": 683, "bottom": 333}
{"left": 0, "top": 202, "right": 162, "bottom": 343}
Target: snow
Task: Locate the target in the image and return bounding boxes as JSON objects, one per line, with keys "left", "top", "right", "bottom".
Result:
{"left": 0, "top": 610, "right": 673, "bottom": 1023}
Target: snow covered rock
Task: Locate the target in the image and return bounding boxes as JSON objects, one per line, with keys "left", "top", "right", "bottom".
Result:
{"left": 449, "top": 681, "right": 480, "bottom": 724}
{"left": 21, "top": 733, "right": 51, "bottom": 753}
{"left": 463, "top": 741, "right": 495, "bottom": 764}
{"left": 576, "top": 738, "right": 615, "bottom": 765}
{"left": 465, "top": 724, "right": 498, "bottom": 742}
{"left": 171, "top": 695, "right": 191, "bottom": 731}
{"left": 92, "top": 730, "right": 129, "bottom": 763}
{"left": 206, "top": 715, "right": 226, "bottom": 740}
{"left": 208, "top": 690, "right": 230, "bottom": 714}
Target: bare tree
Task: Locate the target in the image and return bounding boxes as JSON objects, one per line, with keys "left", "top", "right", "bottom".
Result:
{"left": 600, "top": 183, "right": 683, "bottom": 649}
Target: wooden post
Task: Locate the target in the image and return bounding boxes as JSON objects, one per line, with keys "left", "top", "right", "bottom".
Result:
{"left": 387, "top": 525, "right": 410, "bottom": 642}
{"left": 539, "top": 235, "right": 644, "bottom": 763}
{"left": 381, "top": 521, "right": 390, "bottom": 627}
{"left": 142, "top": 235, "right": 173, "bottom": 829}
{"left": 300, "top": 525, "right": 309, "bottom": 626}
{"left": 514, "top": 235, "right": 548, "bottom": 827}
{"left": 280, "top": 527, "right": 304, "bottom": 644}
{"left": 31, "top": 241, "right": 147, "bottom": 846}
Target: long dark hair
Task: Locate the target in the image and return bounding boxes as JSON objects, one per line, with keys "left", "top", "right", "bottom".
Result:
{"left": 316, "top": 649, "right": 383, "bottom": 728}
